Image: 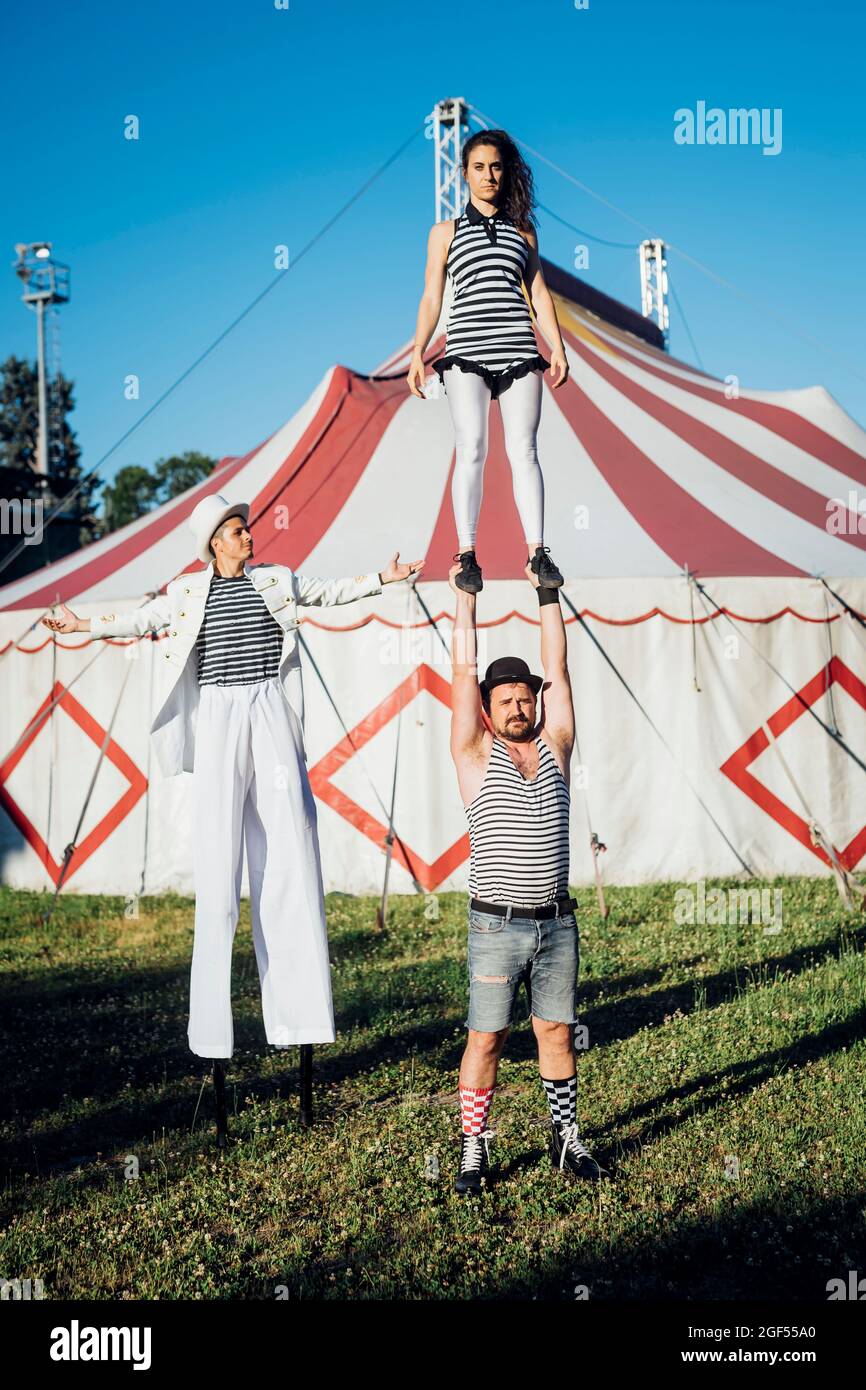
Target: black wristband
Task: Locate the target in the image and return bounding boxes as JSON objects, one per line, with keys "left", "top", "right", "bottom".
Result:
{"left": 537, "top": 587, "right": 560, "bottom": 606}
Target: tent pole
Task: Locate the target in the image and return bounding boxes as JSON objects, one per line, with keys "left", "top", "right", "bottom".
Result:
{"left": 376, "top": 583, "right": 414, "bottom": 929}
{"left": 213, "top": 1060, "right": 229, "bottom": 1149}
{"left": 572, "top": 715, "right": 609, "bottom": 920}
{"left": 684, "top": 566, "right": 702, "bottom": 693}
{"left": 820, "top": 584, "right": 840, "bottom": 735}
{"left": 45, "top": 610, "right": 59, "bottom": 880}
{"left": 376, "top": 711, "right": 402, "bottom": 930}
{"left": 298, "top": 1045, "right": 313, "bottom": 1127}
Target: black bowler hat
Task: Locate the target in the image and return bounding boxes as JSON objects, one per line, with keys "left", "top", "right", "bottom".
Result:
{"left": 479, "top": 656, "right": 543, "bottom": 702}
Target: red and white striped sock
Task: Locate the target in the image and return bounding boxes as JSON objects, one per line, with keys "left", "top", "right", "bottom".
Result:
{"left": 459, "top": 1083, "right": 494, "bottom": 1135}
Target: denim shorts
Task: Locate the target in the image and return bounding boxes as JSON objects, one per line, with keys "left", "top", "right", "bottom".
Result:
{"left": 465, "top": 906, "right": 579, "bottom": 1032}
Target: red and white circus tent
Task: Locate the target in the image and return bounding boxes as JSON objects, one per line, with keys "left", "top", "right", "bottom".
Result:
{"left": 3, "top": 258, "right": 866, "bottom": 899}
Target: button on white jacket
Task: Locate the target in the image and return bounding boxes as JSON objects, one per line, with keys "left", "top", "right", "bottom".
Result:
{"left": 89, "top": 561, "right": 383, "bottom": 776}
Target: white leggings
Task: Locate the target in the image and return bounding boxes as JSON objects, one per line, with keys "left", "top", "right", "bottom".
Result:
{"left": 444, "top": 365, "right": 545, "bottom": 550}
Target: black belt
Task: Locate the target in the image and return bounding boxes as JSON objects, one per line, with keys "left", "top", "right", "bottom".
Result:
{"left": 469, "top": 895, "right": 578, "bottom": 921}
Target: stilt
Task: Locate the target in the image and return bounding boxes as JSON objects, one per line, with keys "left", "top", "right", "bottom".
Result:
{"left": 213, "top": 1059, "right": 229, "bottom": 1148}
{"left": 298, "top": 1045, "right": 313, "bottom": 1128}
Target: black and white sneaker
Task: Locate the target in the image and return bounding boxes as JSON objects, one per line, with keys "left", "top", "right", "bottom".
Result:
{"left": 455, "top": 1130, "right": 493, "bottom": 1194}
{"left": 453, "top": 550, "right": 483, "bottom": 594}
{"left": 529, "top": 545, "right": 564, "bottom": 589}
{"left": 550, "top": 1122, "right": 611, "bottom": 1181}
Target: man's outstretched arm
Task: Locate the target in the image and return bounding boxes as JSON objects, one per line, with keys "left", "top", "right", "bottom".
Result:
{"left": 449, "top": 570, "right": 485, "bottom": 761}
{"left": 294, "top": 551, "right": 425, "bottom": 608}
{"left": 42, "top": 594, "right": 171, "bottom": 639}
{"left": 527, "top": 564, "right": 574, "bottom": 749}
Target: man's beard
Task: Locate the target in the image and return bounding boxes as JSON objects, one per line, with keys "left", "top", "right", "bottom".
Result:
{"left": 499, "top": 716, "right": 534, "bottom": 742}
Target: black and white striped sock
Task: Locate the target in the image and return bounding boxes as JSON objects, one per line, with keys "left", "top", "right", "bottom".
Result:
{"left": 541, "top": 1074, "right": 577, "bottom": 1129}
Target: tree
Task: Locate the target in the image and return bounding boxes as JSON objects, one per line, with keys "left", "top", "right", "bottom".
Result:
{"left": 97, "top": 451, "right": 217, "bottom": 534}
{"left": 99, "top": 466, "right": 160, "bottom": 532}
{"left": 0, "top": 355, "right": 99, "bottom": 544}
{"left": 0, "top": 355, "right": 39, "bottom": 473}
{"left": 155, "top": 451, "right": 216, "bottom": 500}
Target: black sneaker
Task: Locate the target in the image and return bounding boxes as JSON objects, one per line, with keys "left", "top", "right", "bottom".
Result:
{"left": 453, "top": 550, "right": 483, "bottom": 594}
{"left": 455, "top": 1130, "right": 492, "bottom": 1194}
{"left": 550, "top": 1122, "right": 611, "bottom": 1181}
{"left": 529, "top": 545, "right": 564, "bottom": 589}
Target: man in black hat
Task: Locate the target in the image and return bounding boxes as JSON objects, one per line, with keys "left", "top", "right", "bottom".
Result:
{"left": 448, "top": 557, "right": 609, "bottom": 1193}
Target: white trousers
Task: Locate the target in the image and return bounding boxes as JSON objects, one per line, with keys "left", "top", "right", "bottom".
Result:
{"left": 188, "top": 677, "right": 336, "bottom": 1058}
{"left": 444, "top": 365, "right": 545, "bottom": 550}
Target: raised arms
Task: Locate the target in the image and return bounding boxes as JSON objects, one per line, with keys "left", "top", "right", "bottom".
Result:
{"left": 448, "top": 563, "right": 490, "bottom": 804}
{"left": 526, "top": 561, "right": 574, "bottom": 754}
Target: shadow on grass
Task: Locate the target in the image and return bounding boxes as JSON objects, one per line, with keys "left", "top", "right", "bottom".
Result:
{"left": 603, "top": 1005, "right": 866, "bottom": 1163}
{"left": 258, "top": 1187, "right": 866, "bottom": 1301}
{"left": 1, "top": 922, "right": 861, "bottom": 1190}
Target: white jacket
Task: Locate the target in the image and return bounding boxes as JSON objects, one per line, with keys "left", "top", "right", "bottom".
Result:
{"left": 89, "top": 561, "right": 383, "bottom": 776}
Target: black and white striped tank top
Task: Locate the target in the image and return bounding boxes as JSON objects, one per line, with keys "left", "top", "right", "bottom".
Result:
{"left": 432, "top": 202, "right": 549, "bottom": 395}
{"left": 196, "top": 574, "right": 284, "bottom": 687}
{"left": 466, "top": 735, "right": 571, "bottom": 906}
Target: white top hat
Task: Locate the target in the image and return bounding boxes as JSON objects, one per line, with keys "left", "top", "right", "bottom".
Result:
{"left": 188, "top": 494, "right": 250, "bottom": 566}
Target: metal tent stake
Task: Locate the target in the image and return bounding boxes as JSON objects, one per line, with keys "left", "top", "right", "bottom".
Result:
{"left": 299, "top": 1045, "right": 313, "bottom": 1128}
{"left": 213, "top": 1060, "right": 229, "bottom": 1148}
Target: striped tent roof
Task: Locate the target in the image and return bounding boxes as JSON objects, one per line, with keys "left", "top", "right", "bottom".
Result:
{"left": 3, "top": 259, "right": 866, "bottom": 613}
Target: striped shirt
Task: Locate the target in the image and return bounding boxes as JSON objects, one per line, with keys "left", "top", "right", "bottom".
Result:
{"left": 434, "top": 203, "right": 547, "bottom": 382}
{"left": 466, "top": 735, "right": 571, "bottom": 906}
{"left": 196, "top": 574, "right": 284, "bottom": 687}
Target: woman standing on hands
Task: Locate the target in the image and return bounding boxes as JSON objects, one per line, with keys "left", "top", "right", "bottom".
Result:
{"left": 407, "top": 128, "right": 569, "bottom": 593}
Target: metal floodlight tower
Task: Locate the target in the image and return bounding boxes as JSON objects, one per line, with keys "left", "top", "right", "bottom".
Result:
{"left": 432, "top": 97, "right": 470, "bottom": 222}
{"left": 639, "top": 238, "right": 669, "bottom": 349}
{"left": 13, "top": 241, "right": 71, "bottom": 475}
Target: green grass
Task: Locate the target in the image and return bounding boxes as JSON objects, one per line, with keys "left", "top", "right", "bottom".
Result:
{"left": 1, "top": 879, "right": 865, "bottom": 1300}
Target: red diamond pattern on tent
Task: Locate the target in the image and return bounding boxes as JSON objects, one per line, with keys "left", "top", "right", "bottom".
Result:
{"left": 0, "top": 680, "right": 148, "bottom": 886}
{"left": 720, "top": 656, "right": 866, "bottom": 870}
{"left": 308, "top": 662, "right": 469, "bottom": 891}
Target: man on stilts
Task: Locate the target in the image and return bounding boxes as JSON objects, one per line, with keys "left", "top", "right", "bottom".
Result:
{"left": 447, "top": 556, "right": 610, "bottom": 1192}
{"left": 44, "top": 494, "right": 424, "bottom": 1064}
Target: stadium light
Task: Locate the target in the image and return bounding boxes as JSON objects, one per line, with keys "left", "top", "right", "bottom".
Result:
{"left": 11, "top": 241, "right": 71, "bottom": 476}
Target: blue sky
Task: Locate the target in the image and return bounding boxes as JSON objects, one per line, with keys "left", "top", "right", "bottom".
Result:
{"left": 2, "top": 0, "right": 864, "bottom": 498}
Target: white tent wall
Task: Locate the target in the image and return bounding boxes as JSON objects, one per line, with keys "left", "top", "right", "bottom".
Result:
{"left": 2, "top": 577, "right": 866, "bottom": 897}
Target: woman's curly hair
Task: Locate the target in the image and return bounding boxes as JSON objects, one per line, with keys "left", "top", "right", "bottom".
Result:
{"left": 461, "top": 129, "right": 537, "bottom": 232}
